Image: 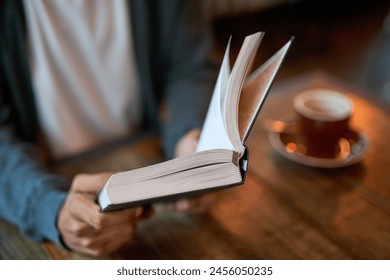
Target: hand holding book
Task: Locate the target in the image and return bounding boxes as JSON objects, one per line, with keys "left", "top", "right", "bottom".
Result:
{"left": 58, "top": 172, "right": 143, "bottom": 256}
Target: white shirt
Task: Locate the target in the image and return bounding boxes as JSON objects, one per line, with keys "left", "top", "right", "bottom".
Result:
{"left": 23, "top": 0, "right": 141, "bottom": 159}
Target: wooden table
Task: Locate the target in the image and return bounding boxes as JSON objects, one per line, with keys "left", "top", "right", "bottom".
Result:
{"left": 1, "top": 72, "right": 389, "bottom": 259}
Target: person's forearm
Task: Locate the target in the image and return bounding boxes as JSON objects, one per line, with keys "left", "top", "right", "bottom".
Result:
{"left": 0, "top": 127, "right": 69, "bottom": 244}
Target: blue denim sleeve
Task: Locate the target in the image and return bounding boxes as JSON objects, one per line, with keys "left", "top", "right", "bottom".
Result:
{"left": 0, "top": 127, "right": 69, "bottom": 244}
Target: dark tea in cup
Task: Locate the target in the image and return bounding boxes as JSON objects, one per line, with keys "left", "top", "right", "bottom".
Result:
{"left": 293, "top": 89, "right": 353, "bottom": 157}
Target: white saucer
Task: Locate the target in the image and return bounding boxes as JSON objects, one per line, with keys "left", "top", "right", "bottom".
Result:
{"left": 268, "top": 124, "right": 369, "bottom": 168}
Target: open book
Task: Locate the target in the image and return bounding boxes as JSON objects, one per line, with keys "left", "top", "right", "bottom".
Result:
{"left": 98, "top": 32, "right": 292, "bottom": 211}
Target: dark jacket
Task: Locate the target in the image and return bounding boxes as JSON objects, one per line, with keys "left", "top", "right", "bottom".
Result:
{"left": 0, "top": 0, "right": 217, "bottom": 244}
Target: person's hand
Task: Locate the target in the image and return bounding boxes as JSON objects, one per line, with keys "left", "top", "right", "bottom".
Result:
{"left": 174, "top": 128, "right": 201, "bottom": 158}
{"left": 166, "top": 128, "right": 217, "bottom": 212}
{"left": 57, "top": 173, "right": 143, "bottom": 257}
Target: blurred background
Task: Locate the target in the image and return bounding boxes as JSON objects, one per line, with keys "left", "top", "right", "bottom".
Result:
{"left": 202, "top": 0, "right": 390, "bottom": 106}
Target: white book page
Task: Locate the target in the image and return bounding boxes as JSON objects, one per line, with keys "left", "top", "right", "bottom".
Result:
{"left": 197, "top": 39, "right": 235, "bottom": 152}
{"left": 223, "top": 32, "right": 263, "bottom": 152}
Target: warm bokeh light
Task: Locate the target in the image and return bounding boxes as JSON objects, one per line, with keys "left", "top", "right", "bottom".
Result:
{"left": 285, "top": 142, "right": 297, "bottom": 153}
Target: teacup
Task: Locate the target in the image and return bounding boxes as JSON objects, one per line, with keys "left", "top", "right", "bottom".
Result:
{"left": 293, "top": 89, "right": 353, "bottom": 157}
